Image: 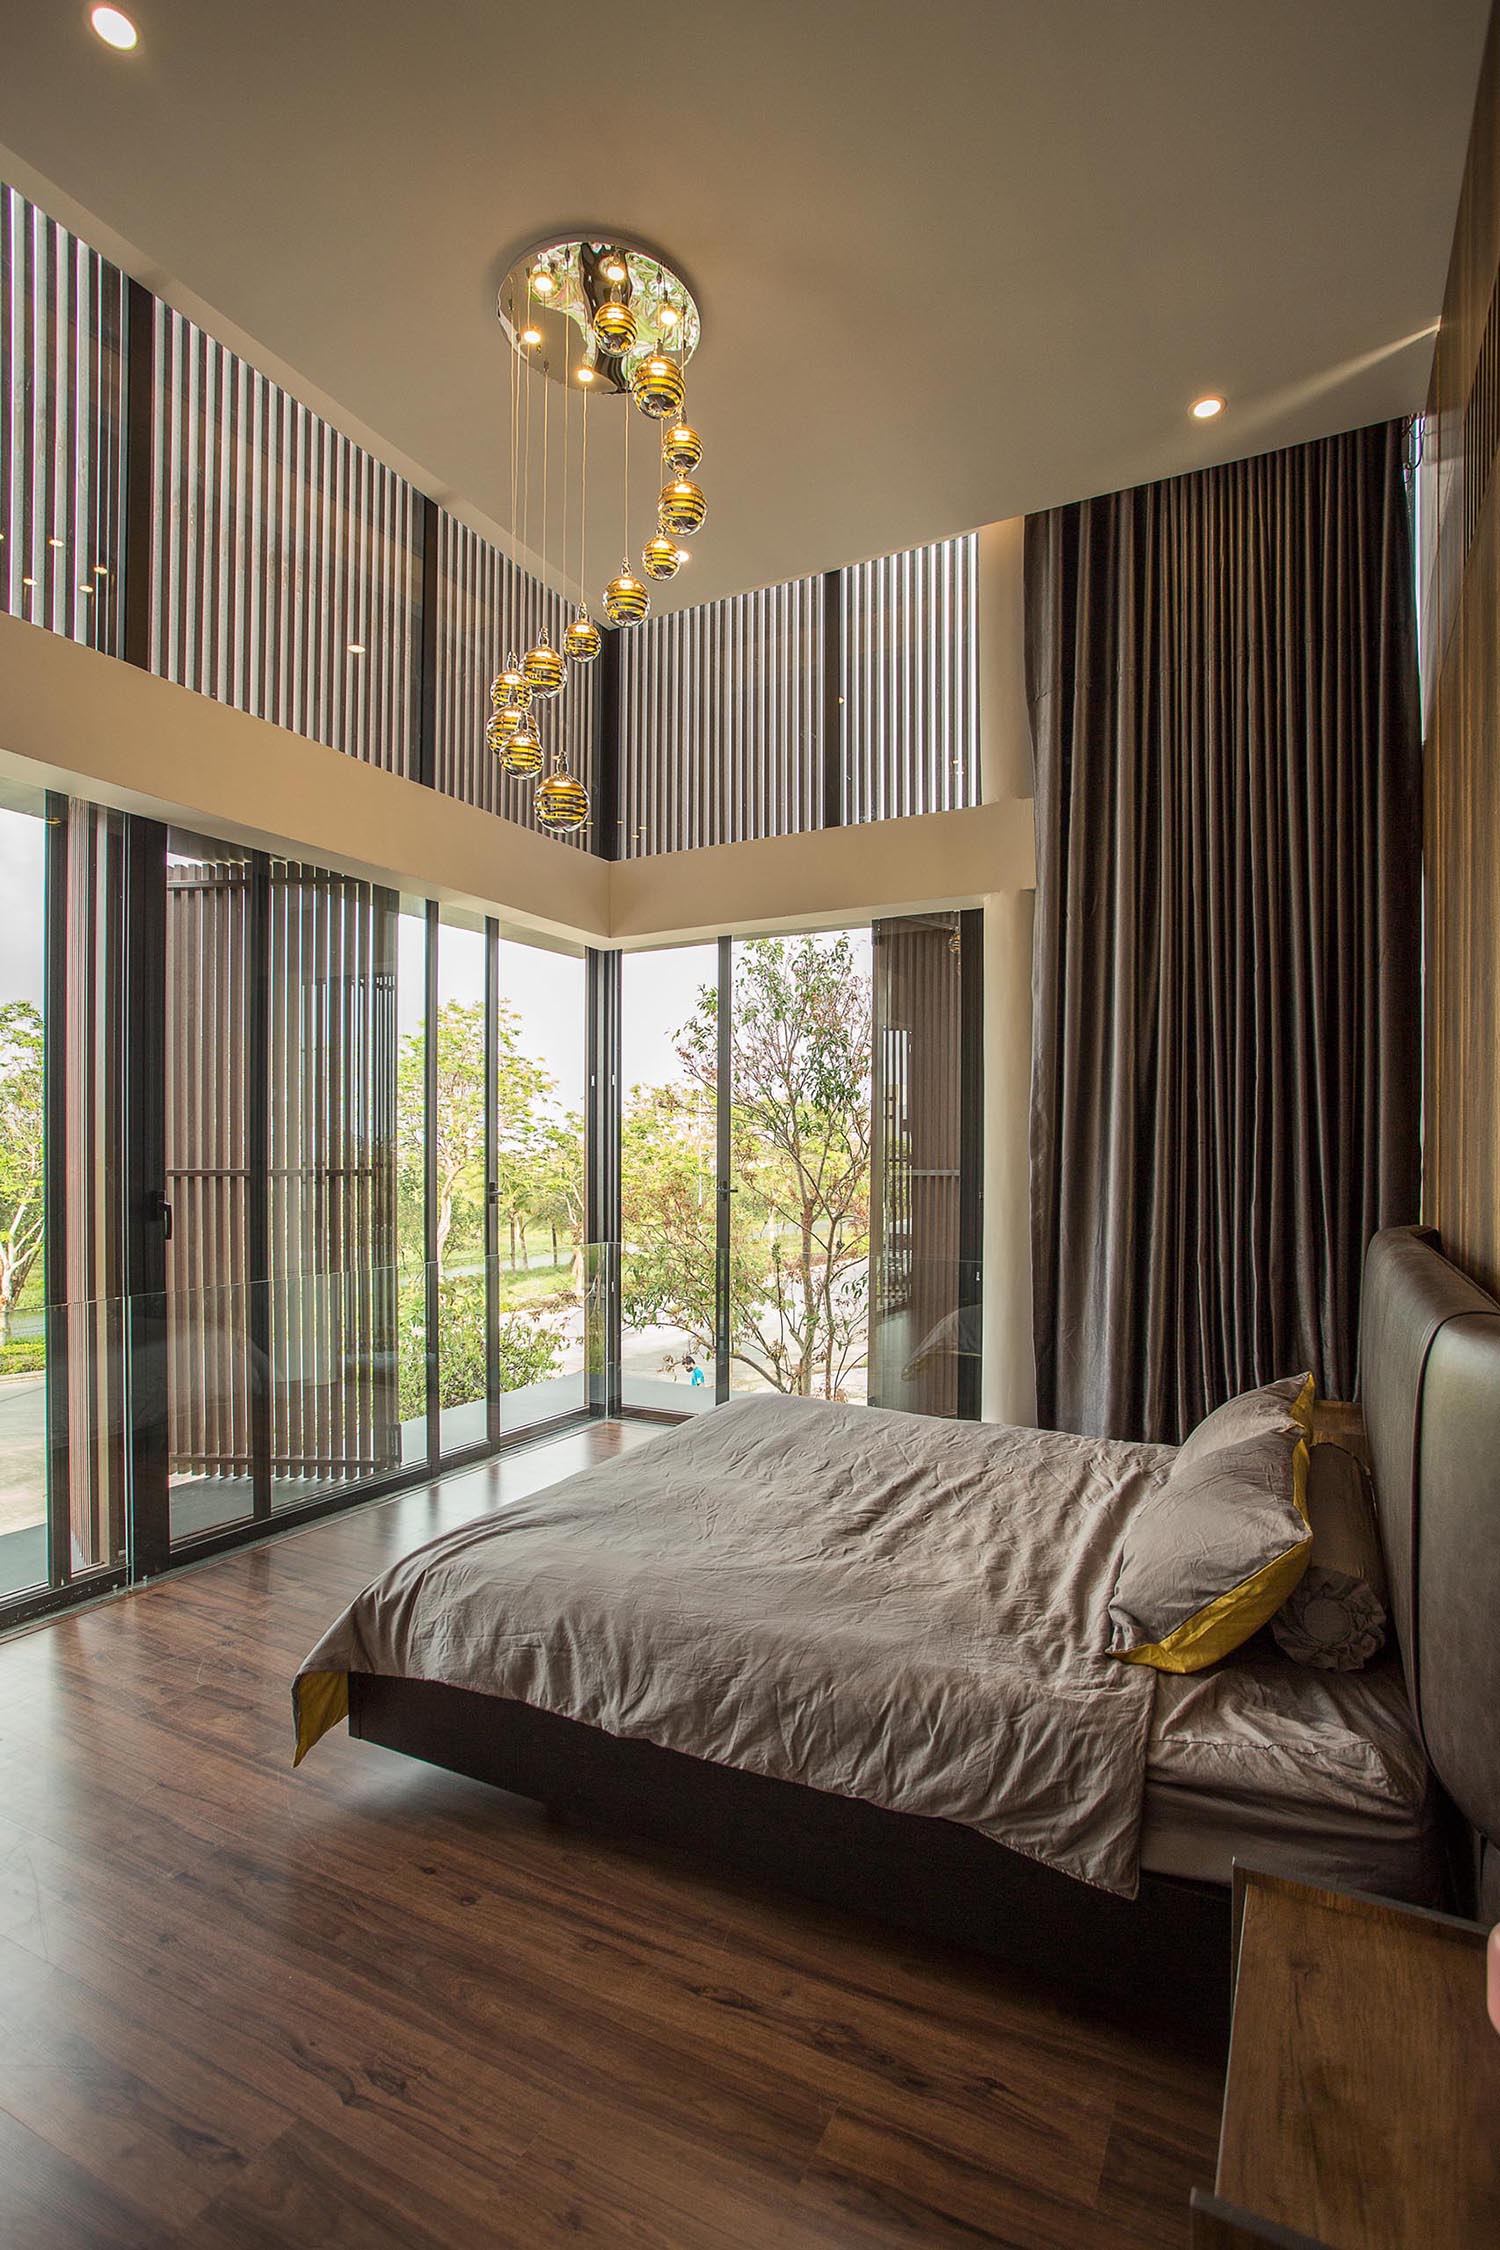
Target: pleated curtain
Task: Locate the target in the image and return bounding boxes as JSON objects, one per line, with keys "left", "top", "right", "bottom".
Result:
{"left": 1025, "top": 419, "right": 1422, "bottom": 1441}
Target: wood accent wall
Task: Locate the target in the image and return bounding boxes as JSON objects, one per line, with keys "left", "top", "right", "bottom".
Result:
{"left": 1422, "top": 2, "right": 1500, "bottom": 1298}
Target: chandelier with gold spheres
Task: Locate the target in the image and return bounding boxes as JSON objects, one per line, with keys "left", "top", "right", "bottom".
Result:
{"left": 488, "top": 234, "right": 709, "bottom": 836}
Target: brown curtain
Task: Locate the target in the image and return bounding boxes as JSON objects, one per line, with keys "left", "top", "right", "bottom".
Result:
{"left": 1026, "top": 420, "right": 1421, "bottom": 1442}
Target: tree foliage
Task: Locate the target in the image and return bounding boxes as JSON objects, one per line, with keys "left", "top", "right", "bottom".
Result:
{"left": 621, "top": 935, "right": 871, "bottom": 1397}
{"left": 392, "top": 997, "right": 583, "bottom": 1418}
{"left": 0, "top": 1000, "right": 45, "bottom": 1347}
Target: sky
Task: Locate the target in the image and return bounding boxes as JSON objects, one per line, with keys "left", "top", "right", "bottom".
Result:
{"left": 0, "top": 807, "right": 46, "bottom": 1009}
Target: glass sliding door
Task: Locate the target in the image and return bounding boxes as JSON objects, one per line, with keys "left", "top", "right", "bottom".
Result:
{"left": 619, "top": 944, "right": 719, "bottom": 1412}
{"left": 868, "top": 911, "right": 982, "bottom": 1419}
{"left": 395, "top": 900, "right": 430, "bottom": 1467}
{"left": 496, "top": 936, "right": 586, "bottom": 1432}
{"left": 0, "top": 794, "right": 131, "bottom": 1623}
{"left": 435, "top": 908, "right": 489, "bottom": 1458}
{"left": 727, "top": 932, "right": 873, "bottom": 1402}
{"left": 0, "top": 786, "right": 51, "bottom": 1602}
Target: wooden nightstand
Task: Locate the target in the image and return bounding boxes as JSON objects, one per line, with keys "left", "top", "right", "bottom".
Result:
{"left": 1191, "top": 1865, "right": 1500, "bottom": 2248}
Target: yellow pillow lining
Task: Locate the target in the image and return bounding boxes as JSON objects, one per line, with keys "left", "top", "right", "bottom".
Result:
{"left": 1119, "top": 1397, "right": 1315, "bottom": 1675}
{"left": 293, "top": 1668, "right": 350, "bottom": 1765}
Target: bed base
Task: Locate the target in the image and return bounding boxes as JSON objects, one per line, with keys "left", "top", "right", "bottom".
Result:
{"left": 350, "top": 1672, "right": 1233, "bottom": 2030}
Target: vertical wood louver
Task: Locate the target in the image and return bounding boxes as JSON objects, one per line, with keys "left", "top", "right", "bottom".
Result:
{"left": 617, "top": 575, "right": 824, "bottom": 856}
{"left": 433, "top": 512, "right": 595, "bottom": 845}
{"left": 149, "top": 306, "right": 422, "bottom": 774}
{"left": 615, "top": 535, "right": 978, "bottom": 856}
{"left": 0, "top": 185, "right": 126, "bottom": 652}
{"left": 266, "top": 863, "right": 400, "bottom": 1485}
{"left": 840, "top": 535, "right": 979, "bottom": 825}
{"left": 165, "top": 853, "right": 253, "bottom": 1479}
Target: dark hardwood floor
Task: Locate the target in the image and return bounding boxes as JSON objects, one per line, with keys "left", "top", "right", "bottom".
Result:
{"left": 0, "top": 1422, "right": 1225, "bottom": 2248}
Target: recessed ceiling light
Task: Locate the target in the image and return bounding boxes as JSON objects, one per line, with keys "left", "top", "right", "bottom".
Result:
{"left": 576, "top": 365, "right": 596, "bottom": 384}
{"left": 521, "top": 326, "right": 542, "bottom": 347}
{"left": 1191, "top": 394, "right": 1225, "bottom": 420}
{"left": 48, "top": 536, "right": 64, "bottom": 549}
{"left": 529, "top": 269, "right": 555, "bottom": 296}
{"left": 602, "top": 258, "right": 627, "bottom": 283}
{"left": 90, "top": 6, "right": 139, "bottom": 50}
{"left": 347, "top": 642, "right": 366, "bottom": 655}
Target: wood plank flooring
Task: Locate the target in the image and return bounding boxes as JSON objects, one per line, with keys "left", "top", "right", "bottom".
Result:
{"left": 0, "top": 1422, "right": 1226, "bottom": 2248}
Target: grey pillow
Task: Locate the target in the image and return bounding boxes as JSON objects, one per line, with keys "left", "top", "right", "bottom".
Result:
{"left": 1108, "top": 1407, "right": 1313, "bottom": 1674}
{"left": 1174, "top": 1372, "right": 1314, "bottom": 1471}
{"left": 1271, "top": 1440, "right": 1388, "bottom": 1671}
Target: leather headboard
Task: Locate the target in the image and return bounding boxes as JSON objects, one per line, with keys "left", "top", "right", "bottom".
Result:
{"left": 1359, "top": 1225, "right": 1500, "bottom": 1855}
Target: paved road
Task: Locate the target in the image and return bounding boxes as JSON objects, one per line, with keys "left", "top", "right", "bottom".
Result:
{"left": 0, "top": 1371, "right": 46, "bottom": 1539}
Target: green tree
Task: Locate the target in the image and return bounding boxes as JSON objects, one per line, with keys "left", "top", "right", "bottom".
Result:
{"left": 622, "top": 935, "right": 872, "bottom": 1397}
{"left": 0, "top": 1000, "right": 45, "bottom": 1347}
{"left": 396, "top": 999, "right": 551, "bottom": 1274}
{"left": 529, "top": 1111, "right": 587, "bottom": 1286}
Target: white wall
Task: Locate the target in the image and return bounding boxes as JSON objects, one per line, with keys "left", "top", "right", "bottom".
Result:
{"left": 976, "top": 520, "right": 1037, "bottom": 1425}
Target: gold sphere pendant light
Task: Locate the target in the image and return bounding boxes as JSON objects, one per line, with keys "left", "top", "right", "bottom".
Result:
{"left": 641, "top": 535, "right": 681, "bottom": 580}
{"left": 522, "top": 642, "right": 566, "bottom": 697}
{"left": 658, "top": 477, "right": 707, "bottom": 536}
{"left": 605, "top": 571, "right": 650, "bottom": 625}
{"left": 536, "top": 764, "right": 591, "bottom": 832}
{"left": 593, "top": 299, "right": 636, "bottom": 356}
{"left": 631, "top": 353, "right": 686, "bottom": 419}
{"left": 501, "top": 725, "right": 544, "bottom": 777}
{"left": 490, "top": 665, "right": 532, "bottom": 712}
{"left": 661, "top": 422, "right": 703, "bottom": 474}
{"left": 491, "top": 237, "right": 709, "bottom": 830}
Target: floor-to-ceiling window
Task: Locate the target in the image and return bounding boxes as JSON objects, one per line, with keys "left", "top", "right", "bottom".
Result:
{"left": 435, "top": 908, "right": 490, "bottom": 1459}
{"left": 497, "top": 937, "right": 587, "bottom": 1432}
{"left": 728, "top": 931, "right": 873, "bottom": 1403}
{"left": 0, "top": 786, "right": 50, "bottom": 1600}
{"left": 620, "top": 944, "right": 720, "bottom": 1413}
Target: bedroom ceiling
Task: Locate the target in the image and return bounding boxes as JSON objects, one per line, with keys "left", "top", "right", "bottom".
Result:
{"left": 0, "top": 0, "right": 1488, "bottom": 614}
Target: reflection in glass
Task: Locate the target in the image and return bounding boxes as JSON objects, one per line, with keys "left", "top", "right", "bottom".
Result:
{"left": 620, "top": 945, "right": 719, "bottom": 1412}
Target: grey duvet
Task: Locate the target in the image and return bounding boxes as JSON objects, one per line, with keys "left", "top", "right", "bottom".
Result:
{"left": 295, "top": 1395, "right": 1171, "bottom": 1896}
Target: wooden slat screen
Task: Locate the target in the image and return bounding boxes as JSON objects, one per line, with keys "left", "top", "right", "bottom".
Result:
{"left": 0, "top": 183, "right": 125, "bottom": 652}
{"left": 165, "top": 855, "right": 253, "bottom": 1478}
{"left": 841, "top": 535, "right": 979, "bottom": 825}
{"left": 434, "top": 511, "right": 595, "bottom": 844}
{"left": 267, "top": 863, "right": 400, "bottom": 1482}
{"left": 617, "top": 575, "right": 824, "bottom": 857}
{"left": 150, "top": 306, "right": 421, "bottom": 775}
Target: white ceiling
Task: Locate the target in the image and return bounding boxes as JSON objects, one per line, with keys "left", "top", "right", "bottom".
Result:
{"left": 0, "top": 1, "right": 1487, "bottom": 615}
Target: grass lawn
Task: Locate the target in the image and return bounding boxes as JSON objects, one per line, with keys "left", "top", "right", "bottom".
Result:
{"left": 495, "top": 1255, "right": 579, "bottom": 1313}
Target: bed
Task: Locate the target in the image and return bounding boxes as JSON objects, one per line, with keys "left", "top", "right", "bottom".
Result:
{"left": 293, "top": 1226, "right": 1500, "bottom": 2019}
